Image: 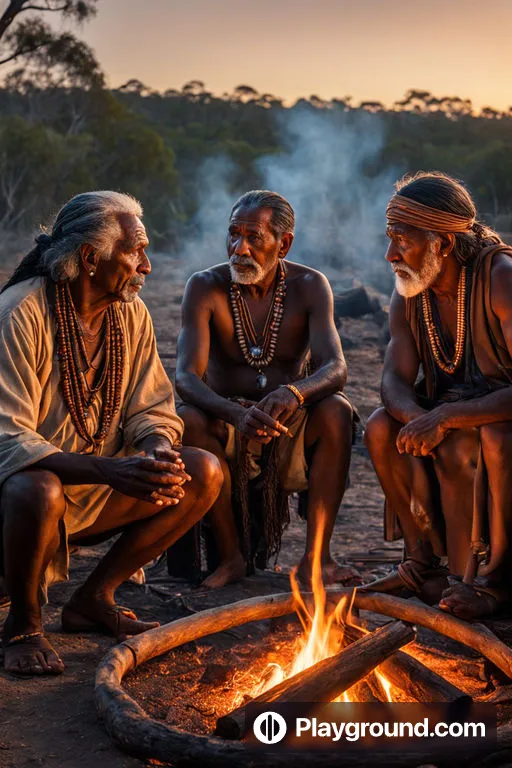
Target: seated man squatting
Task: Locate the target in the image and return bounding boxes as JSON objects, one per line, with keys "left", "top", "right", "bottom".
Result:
{"left": 364, "top": 171, "right": 512, "bottom": 620}
{"left": 173, "top": 190, "right": 359, "bottom": 589}
{"left": 0, "top": 191, "right": 223, "bottom": 676}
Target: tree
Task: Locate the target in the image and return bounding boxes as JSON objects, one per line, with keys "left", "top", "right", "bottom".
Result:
{"left": 0, "top": 0, "right": 103, "bottom": 88}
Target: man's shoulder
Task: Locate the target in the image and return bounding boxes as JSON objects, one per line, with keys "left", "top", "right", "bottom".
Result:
{"left": 489, "top": 250, "right": 512, "bottom": 314}
{"left": 285, "top": 261, "right": 333, "bottom": 295}
{"left": 185, "top": 264, "right": 230, "bottom": 294}
{"left": 0, "top": 277, "right": 47, "bottom": 326}
{"left": 491, "top": 249, "right": 512, "bottom": 275}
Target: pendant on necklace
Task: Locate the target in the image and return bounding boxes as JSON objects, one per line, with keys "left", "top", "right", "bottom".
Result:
{"left": 256, "top": 371, "right": 267, "bottom": 389}
{"left": 250, "top": 346, "right": 263, "bottom": 358}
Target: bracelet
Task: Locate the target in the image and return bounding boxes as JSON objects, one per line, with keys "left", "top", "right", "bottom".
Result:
{"left": 282, "top": 383, "right": 305, "bottom": 407}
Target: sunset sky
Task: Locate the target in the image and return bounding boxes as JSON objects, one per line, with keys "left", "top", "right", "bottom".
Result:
{"left": 73, "top": 0, "right": 512, "bottom": 110}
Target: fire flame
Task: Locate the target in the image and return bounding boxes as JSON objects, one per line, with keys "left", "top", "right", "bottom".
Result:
{"left": 233, "top": 511, "right": 395, "bottom": 705}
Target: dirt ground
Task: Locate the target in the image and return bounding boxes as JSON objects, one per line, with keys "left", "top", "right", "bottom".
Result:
{"left": 0, "top": 263, "right": 428, "bottom": 768}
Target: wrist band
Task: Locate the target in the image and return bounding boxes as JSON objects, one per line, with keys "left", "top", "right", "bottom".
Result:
{"left": 283, "top": 383, "right": 305, "bottom": 406}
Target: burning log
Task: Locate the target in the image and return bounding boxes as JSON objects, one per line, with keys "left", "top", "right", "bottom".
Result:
{"left": 215, "top": 620, "right": 415, "bottom": 740}
{"left": 343, "top": 624, "right": 470, "bottom": 704}
{"left": 96, "top": 591, "right": 512, "bottom": 767}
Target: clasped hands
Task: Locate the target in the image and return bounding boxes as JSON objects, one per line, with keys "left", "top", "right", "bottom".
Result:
{"left": 101, "top": 444, "right": 191, "bottom": 507}
{"left": 236, "top": 386, "right": 302, "bottom": 444}
{"left": 396, "top": 407, "right": 450, "bottom": 458}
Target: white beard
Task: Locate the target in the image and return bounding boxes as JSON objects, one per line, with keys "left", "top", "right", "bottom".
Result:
{"left": 394, "top": 244, "right": 444, "bottom": 298}
{"left": 120, "top": 278, "right": 145, "bottom": 302}
{"left": 229, "top": 258, "right": 265, "bottom": 285}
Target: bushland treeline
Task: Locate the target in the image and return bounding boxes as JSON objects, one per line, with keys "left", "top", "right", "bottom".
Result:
{"left": 2, "top": 81, "right": 512, "bottom": 253}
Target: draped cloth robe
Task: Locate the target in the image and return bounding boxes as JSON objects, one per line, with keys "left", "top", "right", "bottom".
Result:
{"left": 0, "top": 277, "right": 183, "bottom": 598}
{"left": 386, "top": 245, "right": 512, "bottom": 595}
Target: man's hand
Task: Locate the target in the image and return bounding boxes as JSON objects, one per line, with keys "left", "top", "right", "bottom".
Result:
{"left": 257, "top": 386, "right": 301, "bottom": 427}
{"left": 146, "top": 444, "right": 186, "bottom": 471}
{"left": 396, "top": 409, "right": 450, "bottom": 458}
{"left": 235, "top": 404, "right": 289, "bottom": 445}
{"left": 99, "top": 452, "right": 191, "bottom": 507}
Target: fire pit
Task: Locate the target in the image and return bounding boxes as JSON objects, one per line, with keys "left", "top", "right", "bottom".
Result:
{"left": 95, "top": 576, "right": 512, "bottom": 766}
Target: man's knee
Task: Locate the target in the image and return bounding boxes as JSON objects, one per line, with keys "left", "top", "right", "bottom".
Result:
{"left": 364, "top": 407, "right": 396, "bottom": 454}
{"left": 1, "top": 470, "right": 65, "bottom": 521}
{"left": 436, "top": 430, "right": 478, "bottom": 471}
{"left": 182, "top": 447, "right": 223, "bottom": 499}
{"left": 480, "top": 422, "right": 512, "bottom": 463}
{"left": 309, "top": 394, "right": 352, "bottom": 438}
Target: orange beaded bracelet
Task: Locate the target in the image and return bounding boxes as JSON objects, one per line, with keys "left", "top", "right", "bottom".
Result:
{"left": 282, "top": 383, "right": 305, "bottom": 407}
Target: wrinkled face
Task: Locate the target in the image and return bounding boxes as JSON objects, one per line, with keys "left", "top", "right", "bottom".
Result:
{"left": 227, "top": 206, "right": 282, "bottom": 285}
{"left": 97, "top": 214, "right": 151, "bottom": 303}
{"left": 385, "top": 223, "right": 443, "bottom": 297}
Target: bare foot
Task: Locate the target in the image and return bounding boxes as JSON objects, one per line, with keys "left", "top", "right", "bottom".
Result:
{"left": 297, "top": 557, "right": 361, "bottom": 589}
{"left": 4, "top": 633, "right": 65, "bottom": 676}
{"left": 201, "top": 552, "right": 246, "bottom": 589}
{"left": 439, "top": 581, "right": 499, "bottom": 620}
{"left": 3, "top": 614, "right": 64, "bottom": 676}
{"left": 62, "top": 592, "right": 159, "bottom": 640}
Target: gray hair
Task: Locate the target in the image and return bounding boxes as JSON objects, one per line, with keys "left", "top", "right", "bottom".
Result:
{"left": 42, "top": 191, "right": 143, "bottom": 281}
{"left": 2, "top": 191, "right": 143, "bottom": 293}
{"left": 230, "top": 190, "right": 295, "bottom": 237}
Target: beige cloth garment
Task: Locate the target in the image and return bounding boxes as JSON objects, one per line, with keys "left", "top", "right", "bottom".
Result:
{"left": 0, "top": 277, "right": 183, "bottom": 596}
{"left": 224, "top": 407, "right": 309, "bottom": 493}
{"left": 223, "top": 392, "right": 357, "bottom": 493}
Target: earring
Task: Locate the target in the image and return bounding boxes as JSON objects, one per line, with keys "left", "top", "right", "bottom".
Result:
{"left": 89, "top": 270, "right": 95, "bottom": 277}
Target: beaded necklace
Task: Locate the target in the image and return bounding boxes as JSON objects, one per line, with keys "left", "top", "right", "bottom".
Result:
{"left": 229, "top": 261, "right": 286, "bottom": 389}
{"left": 421, "top": 266, "right": 467, "bottom": 374}
{"left": 54, "top": 282, "right": 125, "bottom": 449}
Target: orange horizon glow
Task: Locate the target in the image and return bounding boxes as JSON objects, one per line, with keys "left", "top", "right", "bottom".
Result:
{"left": 60, "top": 0, "right": 512, "bottom": 112}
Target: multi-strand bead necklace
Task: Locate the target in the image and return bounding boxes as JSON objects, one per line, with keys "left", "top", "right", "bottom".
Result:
{"left": 54, "top": 281, "right": 125, "bottom": 449}
{"left": 421, "top": 265, "right": 467, "bottom": 374}
{"left": 230, "top": 261, "right": 287, "bottom": 389}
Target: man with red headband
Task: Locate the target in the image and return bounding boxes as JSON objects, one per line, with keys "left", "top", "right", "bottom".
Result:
{"left": 364, "top": 171, "right": 512, "bottom": 620}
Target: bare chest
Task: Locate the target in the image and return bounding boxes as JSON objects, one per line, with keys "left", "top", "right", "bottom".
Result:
{"left": 210, "top": 287, "right": 309, "bottom": 366}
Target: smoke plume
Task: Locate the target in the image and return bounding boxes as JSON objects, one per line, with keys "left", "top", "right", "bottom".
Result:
{"left": 178, "top": 108, "right": 400, "bottom": 292}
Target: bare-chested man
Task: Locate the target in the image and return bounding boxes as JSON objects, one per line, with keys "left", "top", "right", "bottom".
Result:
{"left": 364, "top": 172, "right": 512, "bottom": 620}
{"left": 174, "top": 190, "right": 357, "bottom": 589}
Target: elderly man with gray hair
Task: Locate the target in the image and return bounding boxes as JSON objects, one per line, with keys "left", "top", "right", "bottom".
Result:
{"left": 0, "top": 191, "right": 222, "bottom": 676}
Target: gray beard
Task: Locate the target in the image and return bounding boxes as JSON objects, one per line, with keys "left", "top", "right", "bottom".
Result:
{"left": 394, "top": 244, "right": 444, "bottom": 298}
{"left": 120, "top": 281, "right": 144, "bottom": 302}
{"left": 229, "top": 259, "right": 265, "bottom": 285}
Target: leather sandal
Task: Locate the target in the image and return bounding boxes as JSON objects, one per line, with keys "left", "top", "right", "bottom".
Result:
{"left": 361, "top": 542, "right": 449, "bottom": 596}
{"left": 61, "top": 602, "right": 159, "bottom": 640}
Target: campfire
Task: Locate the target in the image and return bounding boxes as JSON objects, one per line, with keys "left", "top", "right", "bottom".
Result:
{"left": 215, "top": 516, "right": 470, "bottom": 740}
{"left": 95, "top": 518, "right": 512, "bottom": 764}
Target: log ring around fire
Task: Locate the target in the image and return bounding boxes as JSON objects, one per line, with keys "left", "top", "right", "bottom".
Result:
{"left": 95, "top": 590, "right": 512, "bottom": 767}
